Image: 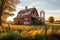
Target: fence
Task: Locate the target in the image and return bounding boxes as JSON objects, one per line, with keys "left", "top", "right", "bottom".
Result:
{"left": 0, "top": 24, "right": 60, "bottom": 40}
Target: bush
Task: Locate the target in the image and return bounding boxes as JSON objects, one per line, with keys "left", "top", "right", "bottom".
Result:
{"left": 47, "top": 33, "right": 60, "bottom": 40}
{"left": 0, "top": 31, "right": 46, "bottom": 40}
{"left": 1, "top": 31, "right": 60, "bottom": 40}
{"left": 23, "top": 36, "right": 32, "bottom": 40}
{"left": 34, "top": 34, "right": 45, "bottom": 40}
{"left": 0, "top": 31, "right": 23, "bottom": 40}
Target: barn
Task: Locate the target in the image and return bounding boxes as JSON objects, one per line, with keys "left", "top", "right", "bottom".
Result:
{"left": 14, "top": 6, "right": 39, "bottom": 24}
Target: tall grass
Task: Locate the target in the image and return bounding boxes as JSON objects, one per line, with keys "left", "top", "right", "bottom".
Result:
{"left": 0, "top": 24, "right": 60, "bottom": 40}
{"left": 0, "top": 31, "right": 45, "bottom": 40}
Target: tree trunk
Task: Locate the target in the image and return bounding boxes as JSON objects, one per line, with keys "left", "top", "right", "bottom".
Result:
{"left": 0, "top": 13, "right": 2, "bottom": 25}
{"left": 0, "top": 0, "right": 5, "bottom": 25}
{"left": 45, "top": 25, "right": 47, "bottom": 40}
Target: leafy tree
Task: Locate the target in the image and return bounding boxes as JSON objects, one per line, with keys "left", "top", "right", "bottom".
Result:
{"left": 0, "top": 0, "right": 20, "bottom": 25}
{"left": 48, "top": 16, "right": 54, "bottom": 23}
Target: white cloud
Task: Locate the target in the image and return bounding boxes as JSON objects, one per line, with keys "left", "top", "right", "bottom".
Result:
{"left": 21, "top": 0, "right": 40, "bottom": 2}
{"left": 45, "top": 10, "right": 60, "bottom": 13}
{"left": 48, "top": 0, "right": 57, "bottom": 2}
{"left": 27, "top": 1, "right": 45, "bottom": 8}
{"left": 28, "top": 1, "right": 45, "bottom": 7}
{"left": 16, "top": 5, "right": 25, "bottom": 10}
{"left": 45, "top": 10, "right": 60, "bottom": 20}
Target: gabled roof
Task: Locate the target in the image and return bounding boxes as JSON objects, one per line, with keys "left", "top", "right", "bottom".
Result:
{"left": 18, "top": 8, "right": 35, "bottom": 13}
{"left": 17, "top": 7, "right": 38, "bottom": 18}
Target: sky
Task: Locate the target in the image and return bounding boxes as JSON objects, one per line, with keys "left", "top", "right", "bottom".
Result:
{"left": 7, "top": 0, "right": 60, "bottom": 21}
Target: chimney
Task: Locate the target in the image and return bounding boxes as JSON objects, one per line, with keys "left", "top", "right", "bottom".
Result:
{"left": 25, "top": 6, "right": 27, "bottom": 10}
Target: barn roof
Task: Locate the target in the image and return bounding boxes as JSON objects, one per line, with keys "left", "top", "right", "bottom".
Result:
{"left": 17, "top": 7, "right": 38, "bottom": 18}
{"left": 18, "top": 7, "right": 35, "bottom": 14}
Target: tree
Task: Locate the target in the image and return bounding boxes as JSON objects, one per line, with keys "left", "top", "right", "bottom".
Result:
{"left": 48, "top": 16, "right": 54, "bottom": 23}
{"left": 0, "top": 0, "right": 20, "bottom": 25}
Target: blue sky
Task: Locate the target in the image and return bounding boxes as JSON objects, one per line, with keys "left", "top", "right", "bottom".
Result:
{"left": 7, "top": 0, "right": 60, "bottom": 21}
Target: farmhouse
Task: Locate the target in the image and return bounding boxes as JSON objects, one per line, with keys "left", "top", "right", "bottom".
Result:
{"left": 14, "top": 6, "right": 45, "bottom": 25}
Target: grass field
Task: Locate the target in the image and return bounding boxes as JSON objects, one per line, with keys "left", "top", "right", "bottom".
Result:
{"left": 0, "top": 23, "right": 60, "bottom": 40}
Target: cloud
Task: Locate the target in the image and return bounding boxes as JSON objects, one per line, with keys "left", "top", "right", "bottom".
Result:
{"left": 45, "top": 10, "right": 60, "bottom": 13}
{"left": 16, "top": 5, "right": 25, "bottom": 10}
{"left": 48, "top": 0, "right": 57, "bottom": 2}
{"left": 44, "top": 10, "right": 60, "bottom": 20}
{"left": 28, "top": 1, "right": 45, "bottom": 7}
{"left": 21, "top": 0, "right": 40, "bottom": 2}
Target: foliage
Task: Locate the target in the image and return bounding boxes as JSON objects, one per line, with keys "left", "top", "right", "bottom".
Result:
{"left": 0, "top": 32, "right": 60, "bottom": 40}
{"left": 34, "top": 33, "right": 45, "bottom": 40}
{"left": 0, "top": 31, "right": 23, "bottom": 40}
{"left": 48, "top": 16, "right": 54, "bottom": 23}
{"left": 47, "top": 33, "right": 60, "bottom": 40}
{"left": 0, "top": 0, "right": 20, "bottom": 25}
{"left": 0, "top": 31, "right": 45, "bottom": 40}
{"left": 34, "top": 19, "right": 40, "bottom": 24}
{"left": 32, "top": 18, "right": 43, "bottom": 25}
{"left": 0, "top": 25, "right": 60, "bottom": 40}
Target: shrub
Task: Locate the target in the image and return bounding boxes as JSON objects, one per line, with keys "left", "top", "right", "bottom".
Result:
{"left": 0, "top": 31, "right": 23, "bottom": 40}
{"left": 34, "top": 34, "right": 45, "bottom": 40}
{"left": 47, "top": 33, "right": 60, "bottom": 40}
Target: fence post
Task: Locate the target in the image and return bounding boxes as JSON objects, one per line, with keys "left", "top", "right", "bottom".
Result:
{"left": 45, "top": 25, "right": 47, "bottom": 40}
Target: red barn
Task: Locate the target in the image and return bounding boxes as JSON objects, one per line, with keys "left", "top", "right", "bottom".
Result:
{"left": 14, "top": 6, "right": 39, "bottom": 24}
